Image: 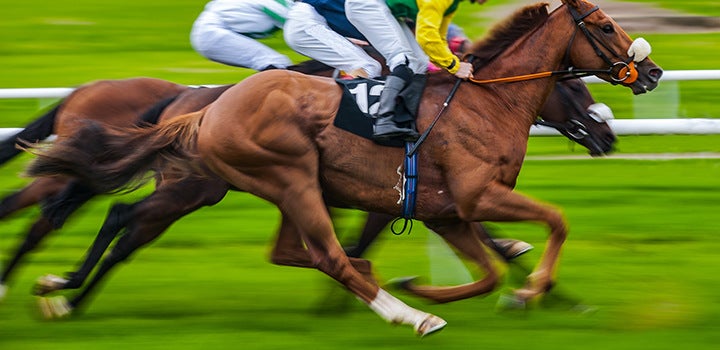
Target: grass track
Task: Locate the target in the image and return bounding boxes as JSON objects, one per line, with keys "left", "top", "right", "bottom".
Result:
{"left": 1, "top": 0, "right": 719, "bottom": 348}
{"left": 1, "top": 153, "right": 718, "bottom": 349}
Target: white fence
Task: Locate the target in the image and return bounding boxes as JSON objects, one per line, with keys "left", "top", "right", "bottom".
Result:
{"left": 2, "top": 70, "right": 720, "bottom": 138}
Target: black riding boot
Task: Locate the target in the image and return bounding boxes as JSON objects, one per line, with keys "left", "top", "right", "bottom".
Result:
{"left": 373, "top": 65, "right": 419, "bottom": 141}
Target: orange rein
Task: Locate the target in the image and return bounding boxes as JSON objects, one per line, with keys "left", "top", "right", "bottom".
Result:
{"left": 465, "top": 63, "right": 638, "bottom": 85}
{"left": 467, "top": 71, "right": 554, "bottom": 84}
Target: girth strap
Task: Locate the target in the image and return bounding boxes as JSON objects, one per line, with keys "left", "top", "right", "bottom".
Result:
{"left": 402, "top": 141, "right": 418, "bottom": 219}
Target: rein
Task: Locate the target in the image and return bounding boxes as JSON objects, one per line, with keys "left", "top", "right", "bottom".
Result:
{"left": 396, "top": 3, "right": 632, "bottom": 229}
{"left": 466, "top": 4, "right": 638, "bottom": 86}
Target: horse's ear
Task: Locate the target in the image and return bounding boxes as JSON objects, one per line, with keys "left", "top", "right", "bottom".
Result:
{"left": 561, "top": 0, "right": 583, "bottom": 9}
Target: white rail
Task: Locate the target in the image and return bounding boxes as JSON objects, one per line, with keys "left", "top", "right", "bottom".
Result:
{"left": 530, "top": 118, "right": 720, "bottom": 135}
{"left": 1, "top": 70, "right": 719, "bottom": 136}
{"left": 1, "top": 70, "right": 719, "bottom": 99}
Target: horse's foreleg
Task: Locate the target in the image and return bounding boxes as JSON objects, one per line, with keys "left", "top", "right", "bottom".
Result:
{"left": 1, "top": 217, "right": 53, "bottom": 287}
{"left": 34, "top": 202, "right": 136, "bottom": 296}
{"left": 0, "top": 178, "right": 68, "bottom": 219}
{"left": 464, "top": 183, "right": 567, "bottom": 302}
{"left": 0, "top": 178, "right": 68, "bottom": 290}
{"left": 395, "top": 221, "right": 500, "bottom": 303}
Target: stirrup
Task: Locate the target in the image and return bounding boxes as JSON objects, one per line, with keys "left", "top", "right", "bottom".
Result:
{"left": 373, "top": 124, "right": 419, "bottom": 142}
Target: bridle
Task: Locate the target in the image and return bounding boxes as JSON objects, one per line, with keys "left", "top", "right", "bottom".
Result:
{"left": 465, "top": 4, "right": 639, "bottom": 85}
{"left": 409, "top": 3, "right": 632, "bottom": 157}
{"left": 532, "top": 78, "right": 611, "bottom": 154}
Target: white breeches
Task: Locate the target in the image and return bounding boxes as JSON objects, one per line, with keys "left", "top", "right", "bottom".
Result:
{"left": 345, "top": 0, "right": 428, "bottom": 74}
{"left": 284, "top": 3, "right": 382, "bottom": 77}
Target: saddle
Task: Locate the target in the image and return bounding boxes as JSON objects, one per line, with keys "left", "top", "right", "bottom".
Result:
{"left": 333, "top": 77, "right": 420, "bottom": 221}
{"left": 333, "top": 77, "right": 420, "bottom": 148}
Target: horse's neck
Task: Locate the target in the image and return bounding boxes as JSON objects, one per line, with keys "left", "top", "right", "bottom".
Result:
{"left": 476, "top": 10, "right": 573, "bottom": 127}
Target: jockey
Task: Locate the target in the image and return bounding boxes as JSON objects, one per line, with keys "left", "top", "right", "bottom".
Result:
{"left": 284, "top": 0, "right": 479, "bottom": 141}
{"left": 193, "top": 0, "right": 533, "bottom": 260}
{"left": 190, "top": 0, "right": 295, "bottom": 71}
{"left": 346, "top": 0, "right": 486, "bottom": 141}
{"left": 284, "top": 1, "right": 470, "bottom": 77}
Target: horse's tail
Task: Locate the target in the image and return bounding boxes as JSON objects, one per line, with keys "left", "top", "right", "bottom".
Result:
{"left": 0, "top": 104, "right": 59, "bottom": 165}
{"left": 24, "top": 111, "right": 204, "bottom": 194}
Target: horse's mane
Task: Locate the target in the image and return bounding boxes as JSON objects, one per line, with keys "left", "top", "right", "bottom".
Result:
{"left": 467, "top": 3, "right": 550, "bottom": 66}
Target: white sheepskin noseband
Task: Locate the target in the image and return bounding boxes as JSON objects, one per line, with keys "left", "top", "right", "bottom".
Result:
{"left": 587, "top": 103, "right": 614, "bottom": 122}
{"left": 628, "top": 37, "right": 651, "bottom": 62}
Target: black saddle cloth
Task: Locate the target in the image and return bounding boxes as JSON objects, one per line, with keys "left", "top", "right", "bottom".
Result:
{"left": 333, "top": 78, "right": 405, "bottom": 148}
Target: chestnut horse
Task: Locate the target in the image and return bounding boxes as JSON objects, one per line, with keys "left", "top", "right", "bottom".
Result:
{"left": 29, "top": 76, "right": 614, "bottom": 318}
{"left": 1, "top": 75, "right": 614, "bottom": 304}
{"left": 1, "top": 24, "right": 616, "bottom": 306}
{"left": 25, "top": 0, "right": 662, "bottom": 335}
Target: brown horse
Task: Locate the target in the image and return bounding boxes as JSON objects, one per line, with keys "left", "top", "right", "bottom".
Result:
{"left": 0, "top": 59, "right": 335, "bottom": 299}
{"left": 25, "top": 0, "right": 662, "bottom": 335}
{"left": 0, "top": 78, "right": 187, "bottom": 292}
{"left": 2, "top": 70, "right": 613, "bottom": 305}
{"left": 29, "top": 75, "right": 614, "bottom": 317}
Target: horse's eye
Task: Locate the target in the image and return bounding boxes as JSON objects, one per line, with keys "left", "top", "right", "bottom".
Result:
{"left": 602, "top": 24, "right": 614, "bottom": 33}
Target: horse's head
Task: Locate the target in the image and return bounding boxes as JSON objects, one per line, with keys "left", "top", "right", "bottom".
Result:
{"left": 539, "top": 78, "right": 616, "bottom": 156}
{"left": 562, "top": 0, "right": 663, "bottom": 94}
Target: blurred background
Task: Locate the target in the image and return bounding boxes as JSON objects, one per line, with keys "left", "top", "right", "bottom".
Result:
{"left": 0, "top": 1, "right": 718, "bottom": 349}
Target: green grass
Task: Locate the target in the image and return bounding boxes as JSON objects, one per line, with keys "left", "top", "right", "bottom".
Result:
{"left": 1, "top": 1, "right": 719, "bottom": 349}
{"left": 1, "top": 154, "right": 718, "bottom": 350}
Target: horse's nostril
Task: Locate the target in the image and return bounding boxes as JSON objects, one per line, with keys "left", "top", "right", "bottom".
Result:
{"left": 649, "top": 68, "right": 663, "bottom": 81}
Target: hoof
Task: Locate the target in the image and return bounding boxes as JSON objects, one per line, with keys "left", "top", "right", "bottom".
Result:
{"left": 34, "top": 274, "right": 69, "bottom": 296}
{"left": 37, "top": 296, "right": 73, "bottom": 319}
{"left": 0, "top": 284, "right": 7, "bottom": 302}
{"left": 495, "top": 292, "right": 527, "bottom": 312}
{"left": 415, "top": 314, "right": 447, "bottom": 337}
{"left": 514, "top": 286, "right": 541, "bottom": 301}
{"left": 492, "top": 239, "right": 533, "bottom": 260}
{"left": 385, "top": 276, "right": 419, "bottom": 291}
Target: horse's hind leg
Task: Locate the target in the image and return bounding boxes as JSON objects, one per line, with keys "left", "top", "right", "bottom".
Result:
{"left": 259, "top": 176, "right": 444, "bottom": 335}
{"left": 270, "top": 213, "right": 376, "bottom": 284}
{"left": 0, "top": 178, "right": 68, "bottom": 295}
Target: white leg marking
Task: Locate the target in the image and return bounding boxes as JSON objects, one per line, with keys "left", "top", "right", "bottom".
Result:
{"left": 367, "top": 288, "right": 447, "bottom": 336}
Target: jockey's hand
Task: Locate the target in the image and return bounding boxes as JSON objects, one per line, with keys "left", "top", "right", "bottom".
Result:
{"left": 454, "top": 62, "right": 473, "bottom": 80}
